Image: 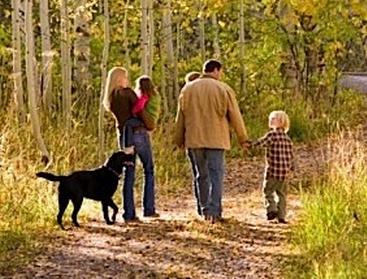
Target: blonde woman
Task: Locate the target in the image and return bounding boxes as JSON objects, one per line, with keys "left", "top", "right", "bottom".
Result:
{"left": 250, "top": 111, "right": 295, "bottom": 224}
{"left": 103, "top": 67, "right": 159, "bottom": 222}
{"left": 103, "top": 67, "right": 136, "bottom": 151}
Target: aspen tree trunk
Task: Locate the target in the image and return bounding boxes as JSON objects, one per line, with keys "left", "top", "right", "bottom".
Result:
{"left": 141, "top": 0, "right": 149, "bottom": 74}
{"left": 74, "top": 0, "right": 91, "bottom": 112}
{"left": 25, "top": 0, "right": 50, "bottom": 164}
{"left": 40, "top": 0, "right": 53, "bottom": 112}
{"left": 199, "top": 1, "right": 205, "bottom": 62}
{"left": 60, "top": 0, "right": 72, "bottom": 131}
{"left": 239, "top": 0, "right": 247, "bottom": 96}
{"left": 123, "top": 0, "right": 131, "bottom": 73}
{"left": 212, "top": 14, "right": 220, "bottom": 59}
{"left": 159, "top": 42, "right": 169, "bottom": 118}
{"left": 11, "top": 0, "right": 25, "bottom": 123}
{"left": 162, "top": 0, "right": 178, "bottom": 110}
{"left": 176, "top": 22, "right": 181, "bottom": 58}
{"left": 98, "top": 0, "right": 103, "bottom": 13}
{"left": 147, "top": 0, "right": 154, "bottom": 77}
{"left": 98, "top": 0, "right": 110, "bottom": 159}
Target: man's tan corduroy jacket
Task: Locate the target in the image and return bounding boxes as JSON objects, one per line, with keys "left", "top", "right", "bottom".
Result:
{"left": 174, "top": 75, "right": 248, "bottom": 150}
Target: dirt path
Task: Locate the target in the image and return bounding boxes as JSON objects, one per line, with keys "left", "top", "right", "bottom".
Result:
{"left": 8, "top": 145, "right": 323, "bottom": 279}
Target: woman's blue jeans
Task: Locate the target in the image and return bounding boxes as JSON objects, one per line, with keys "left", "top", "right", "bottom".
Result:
{"left": 121, "top": 130, "right": 156, "bottom": 220}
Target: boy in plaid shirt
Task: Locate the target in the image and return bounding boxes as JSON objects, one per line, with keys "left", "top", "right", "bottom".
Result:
{"left": 250, "top": 111, "right": 294, "bottom": 224}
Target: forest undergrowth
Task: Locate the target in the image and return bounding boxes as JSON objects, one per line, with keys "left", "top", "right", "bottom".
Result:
{"left": 1, "top": 92, "right": 367, "bottom": 277}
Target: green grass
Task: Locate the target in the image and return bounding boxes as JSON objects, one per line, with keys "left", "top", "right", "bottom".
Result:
{"left": 0, "top": 112, "right": 192, "bottom": 274}
{"left": 287, "top": 133, "right": 367, "bottom": 279}
{"left": 0, "top": 88, "right": 366, "bottom": 275}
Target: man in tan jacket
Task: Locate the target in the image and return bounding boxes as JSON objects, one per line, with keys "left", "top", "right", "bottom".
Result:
{"left": 175, "top": 59, "right": 248, "bottom": 223}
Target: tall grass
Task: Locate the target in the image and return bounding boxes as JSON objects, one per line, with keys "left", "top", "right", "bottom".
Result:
{"left": 0, "top": 119, "right": 56, "bottom": 273}
{"left": 0, "top": 89, "right": 366, "bottom": 274}
{"left": 288, "top": 131, "right": 367, "bottom": 278}
{"left": 0, "top": 112, "right": 190, "bottom": 274}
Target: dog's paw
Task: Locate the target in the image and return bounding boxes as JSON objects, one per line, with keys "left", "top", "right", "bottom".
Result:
{"left": 106, "top": 220, "right": 114, "bottom": 225}
{"left": 73, "top": 222, "right": 81, "bottom": 228}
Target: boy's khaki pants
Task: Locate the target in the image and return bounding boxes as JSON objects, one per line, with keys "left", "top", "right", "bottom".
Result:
{"left": 263, "top": 178, "right": 287, "bottom": 219}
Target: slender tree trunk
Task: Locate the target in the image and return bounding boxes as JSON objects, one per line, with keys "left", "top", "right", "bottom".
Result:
{"left": 239, "top": 0, "right": 246, "bottom": 95}
{"left": 141, "top": 0, "right": 148, "bottom": 74}
{"left": 159, "top": 42, "right": 169, "bottom": 118}
{"left": 25, "top": 0, "right": 50, "bottom": 164}
{"left": 11, "top": 0, "right": 25, "bottom": 123}
{"left": 98, "top": 0, "right": 110, "bottom": 159}
{"left": 147, "top": 0, "right": 154, "bottom": 77}
{"left": 199, "top": 1, "right": 205, "bottom": 61}
{"left": 40, "top": 0, "right": 53, "bottom": 112}
{"left": 212, "top": 14, "right": 220, "bottom": 59}
{"left": 60, "top": 0, "right": 72, "bottom": 130}
{"left": 162, "top": 0, "right": 178, "bottom": 110}
{"left": 122, "top": 0, "right": 130, "bottom": 73}
{"left": 176, "top": 22, "right": 181, "bottom": 58}
{"left": 74, "top": 0, "right": 91, "bottom": 113}
{"left": 98, "top": 0, "right": 103, "bottom": 13}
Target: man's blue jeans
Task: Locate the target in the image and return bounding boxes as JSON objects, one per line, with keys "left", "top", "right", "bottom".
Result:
{"left": 189, "top": 148, "right": 225, "bottom": 217}
{"left": 187, "top": 149, "right": 201, "bottom": 215}
{"left": 121, "top": 130, "right": 156, "bottom": 220}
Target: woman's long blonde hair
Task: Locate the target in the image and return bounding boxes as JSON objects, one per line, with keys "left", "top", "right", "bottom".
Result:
{"left": 103, "top": 67, "right": 128, "bottom": 111}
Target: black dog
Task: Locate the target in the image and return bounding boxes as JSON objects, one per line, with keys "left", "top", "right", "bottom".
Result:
{"left": 36, "top": 151, "right": 134, "bottom": 229}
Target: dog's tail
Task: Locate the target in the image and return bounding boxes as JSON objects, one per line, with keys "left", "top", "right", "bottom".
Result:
{"left": 36, "top": 172, "right": 66, "bottom": 182}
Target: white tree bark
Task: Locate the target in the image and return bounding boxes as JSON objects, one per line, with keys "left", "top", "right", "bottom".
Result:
{"left": 60, "top": 0, "right": 72, "bottom": 130}
{"left": 199, "top": 1, "right": 205, "bottom": 61}
{"left": 40, "top": 0, "right": 53, "bottom": 111}
{"left": 162, "top": 0, "right": 179, "bottom": 109}
{"left": 98, "top": 0, "right": 110, "bottom": 159}
{"left": 212, "top": 13, "right": 221, "bottom": 59}
{"left": 141, "top": 0, "right": 149, "bottom": 74}
{"left": 11, "top": 0, "right": 25, "bottom": 122}
{"left": 147, "top": 0, "right": 154, "bottom": 77}
{"left": 25, "top": 0, "right": 50, "bottom": 163}
{"left": 123, "top": 0, "right": 131, "bottom": 73}
{"left": 176, "top": 22, "right": 181, "bottom": 58}
{"left": 74, "top": 0, "right": 91, "bottom": 102}
{"left": 239, "top": 0, "right": 247, "bottom": 95}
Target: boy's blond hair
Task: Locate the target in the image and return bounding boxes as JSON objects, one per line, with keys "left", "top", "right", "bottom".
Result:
{"left": 184, "top": 71, "right": 201, "bottom": 84}
{"left": 103, "top": 67, "right": 128, "bottom": 111}
{"left": 269, "top": 110, "right": 290, "bottom": 133}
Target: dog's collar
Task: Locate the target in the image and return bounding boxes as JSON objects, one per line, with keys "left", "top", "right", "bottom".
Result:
{"left": 105, "top": 166, "right": 121, "bottom": 178}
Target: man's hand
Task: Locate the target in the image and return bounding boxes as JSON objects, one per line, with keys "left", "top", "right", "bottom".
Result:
{"left": 241, "top": 140, "right": 251, "bottom": 155}
{"left": 241, "top": 140, "right": 251, "bottom": 150}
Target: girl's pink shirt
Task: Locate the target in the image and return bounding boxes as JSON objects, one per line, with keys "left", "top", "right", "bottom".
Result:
{"left": 132, "top": 94, "right": 149, "bottom": 114}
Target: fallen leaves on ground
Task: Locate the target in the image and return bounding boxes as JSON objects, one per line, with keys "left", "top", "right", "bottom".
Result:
{"left": 4, "top": 142, "right": 328, "bottom": 279}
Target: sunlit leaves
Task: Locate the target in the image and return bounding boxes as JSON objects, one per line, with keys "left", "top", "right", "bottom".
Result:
{"left": 288, "top": 0, "right": 327, "bottom": 16}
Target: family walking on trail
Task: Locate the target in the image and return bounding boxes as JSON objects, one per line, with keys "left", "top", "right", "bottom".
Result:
{"left": 104, "top": 59, "right": 295, "bottom": 225}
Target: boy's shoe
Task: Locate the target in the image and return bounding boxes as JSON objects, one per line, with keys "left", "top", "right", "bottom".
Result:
{"left": 278, "top": 218, "right": 288, "bottom": 224}
{"left": 267, "top": 211, "right": 278, "bottom": 221}
{"left": 143, "top": 212, "right": 160, "bottom": 218}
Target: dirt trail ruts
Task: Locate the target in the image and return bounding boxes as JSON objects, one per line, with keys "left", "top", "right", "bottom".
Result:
{"left": 8, "top": 144, "right": 324, "bottom": 279}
